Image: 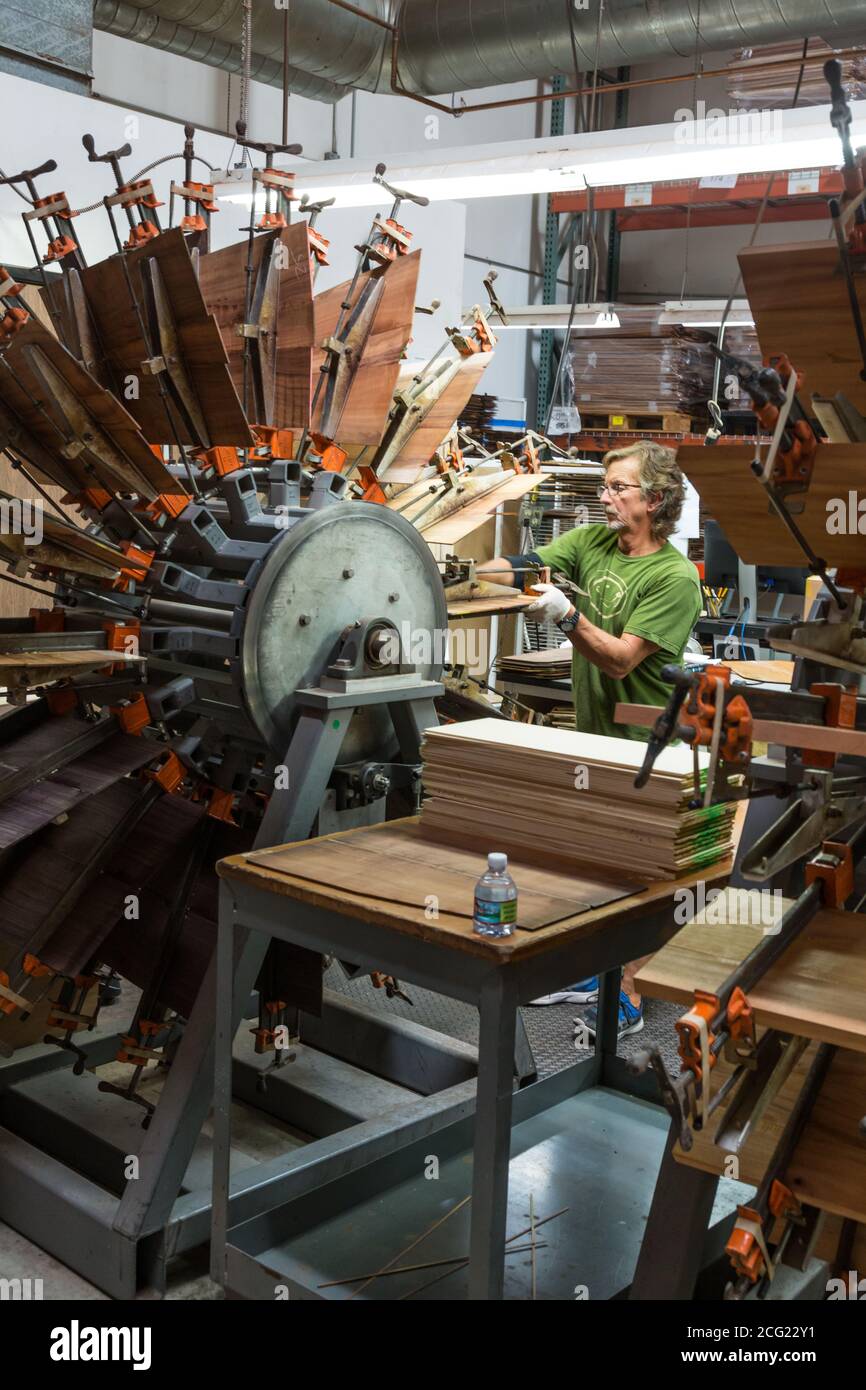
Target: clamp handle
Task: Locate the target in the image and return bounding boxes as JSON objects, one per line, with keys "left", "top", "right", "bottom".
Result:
{"left": 824, "top": 58, "right": 848, "bottom": 122}
{"left": 82, "top": 133, "right": 132, "bottom": 165}
{"left": 633, "top": 664, "right": 694, "bottom": 789}
{"left": 299, "top": 193, "right": 336, "bottom": 217}
{"left": 0, "top": 159, "right": 57, "bottom": 187}
{"left": 235, "top": 120, "right": 303, "bottom": 159}
{"left": 373, "top": 162, "right": 429, "bottom": 208}
{"left": 824, "top": 57, "right": 860, "bottom": 192}
{"left": 484, "top": 266, "right": 508, "bottom": 324}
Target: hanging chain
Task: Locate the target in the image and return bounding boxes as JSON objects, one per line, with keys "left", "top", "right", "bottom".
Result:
{"left": 240, "top": 0, "right": 252, "bottom": 131}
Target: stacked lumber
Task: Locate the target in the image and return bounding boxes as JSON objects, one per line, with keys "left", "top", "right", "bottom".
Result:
{"left": 569, "top": 318, "right": 760, "bottom": 421}
{"left": 459, "top": 392, "right": 498, "bottom": 450}
{"left": 497, "top": 648, "right": 572, "bottom": 681}
{"left": 728, "top": 40, "right": 866, "bottom": 108}
{"left": 547, "top": 705, "right": 576, "bottom": 730}
{"left": 420, "top": 718, "right": 737, "bottom": 880}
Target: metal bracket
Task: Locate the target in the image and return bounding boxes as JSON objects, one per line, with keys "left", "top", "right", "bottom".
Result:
{"left": 139, "top": 255, "right": 211, "bottom": 449}
{"left": 22, "top": 344, "right": 154, "bottom": 497}
{"left": 741, "top": 769, "right": 866, "bottom": 880}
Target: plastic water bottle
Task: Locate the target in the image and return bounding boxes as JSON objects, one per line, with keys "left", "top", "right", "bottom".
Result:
{"left": 473, "top": 852, "right": 517, "bottom": 937}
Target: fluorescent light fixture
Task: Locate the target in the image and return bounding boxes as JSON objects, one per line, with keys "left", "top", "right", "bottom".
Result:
{"left": 480, "top": 303, "right": 629, "bottom": 330}
{"left": 213, "top": 101, "right": 866, "bottom": 210}
{"left": 659, "top": 300, "right": 754, "bottom": 328}
{"left": 473, "top": 300, "right": 753, "bottom": 332}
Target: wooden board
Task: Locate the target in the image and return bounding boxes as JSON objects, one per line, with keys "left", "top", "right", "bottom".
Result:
{"left": 388, "top": 352, "right": 494, "bottom": 470}
{"left": 242, "top": 822, "right": 633, "bottom": 932}
{"left": 218, "top": 813, "right": 738, "bottom": 962}
{"left": 498, "top": 648, "right": 572, "bottom": 680}
{"left": 0, "top": 494, "right": 122, "bottom": 580}
{"left": 386, "top": 468, "right": 528, "bottom": 534}
{"left": 615, "top": 701, "right": 866, "bottom": 757}
{"left": 726, "top": 659, "right": 794, "bottom": 684}
{"left": 677, "top": 441, "right": 866, "bottom": 566}
{"left": 0, "top": 649, "right": 141, "bottom": 688}
{"left": 420, "top": 472, "right": 546, "bottom": 546}
{"left": 312, "top": 251, "right": 420, "bottom": 446}
{"left": 198, "top": 225, "right": 315, "bottom": 429}
{"left": 0, "top": 317, "right": 181, "bottom": 501}
{"left": 636, "top": 887, "right": 866, "bottom": 1052}
{"left": 75, "top": 227, "right": 253, "bottom": 448}
{"left": 739, "top": 240, "right": 866, "bottom": 414}
{"left": 419, "top": 717, "right": 739, "bottom": 882}
{"left": 447, "top": 594, "right": 535, "bottom": 619}
{"left": 0, "top": 730, "right": 160, "bottom": 852}
{"left": 672, "top": 1041, "right": 866, "bottom": 1225}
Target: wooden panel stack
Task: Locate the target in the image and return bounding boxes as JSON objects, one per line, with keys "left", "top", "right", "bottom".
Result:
{"left": 497, "top": 649, "right": 572, "bottom": 681}
{"left": 312, "top": 250, "right": 421, "bottom": 445}
{"left": 419, "top": 718, "right": 738, "bottom": 880}
{"left": 73, "top": 227, "right": 253, "bottom": 447}
{"left": 198, "top": 224, "right": 315, "bottom": 428}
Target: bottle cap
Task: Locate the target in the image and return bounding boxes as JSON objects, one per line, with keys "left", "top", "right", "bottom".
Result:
{"left": 488, "top": 852, "right": 507, "bottom": 872}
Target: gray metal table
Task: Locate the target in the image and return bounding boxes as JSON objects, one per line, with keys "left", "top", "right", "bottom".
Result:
{"left": 211, "top": 818, "right": 735, "bottom": 1300}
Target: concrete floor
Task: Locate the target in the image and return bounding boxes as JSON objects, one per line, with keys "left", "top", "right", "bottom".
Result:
{"left": 0, "top": 1082, "right": 825, "bottom": 1302}
{"left": 0, "top": 980, "right": 828, "bottom": 1301}
{"left": 0, "top": 1221, "right": 222, "bottom": 1300}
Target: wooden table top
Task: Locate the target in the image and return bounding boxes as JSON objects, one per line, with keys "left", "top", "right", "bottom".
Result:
{"left": 636, "top": 887, "right": 866, "bottom": 1052}
{"left": 217, "top": 814, "right": 738, "bottom": 962}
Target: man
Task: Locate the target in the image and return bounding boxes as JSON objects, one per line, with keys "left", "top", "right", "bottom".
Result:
{"left": 478, "top": 440, "right": 701, "bottom": 1038}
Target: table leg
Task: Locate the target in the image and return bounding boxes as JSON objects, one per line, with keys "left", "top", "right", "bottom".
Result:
{"left": 596, "top": 967, "right": 622, "bottom": 1072}
{"left": 513, "top": 1008, "right": 537, "bottom": 1086}
{"left": 210, "top": 886, "right": 236, "bottom": 1285}
{"left": 469, "top": 972, "right": 518, "bottom": 1300}
{"left": 629, "top": 1117, "right": 720, "bottom": 1300}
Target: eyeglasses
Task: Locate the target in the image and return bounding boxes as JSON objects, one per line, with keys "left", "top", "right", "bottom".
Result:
{"left": 597, "top": 482, "right": 641, "bottom": 498}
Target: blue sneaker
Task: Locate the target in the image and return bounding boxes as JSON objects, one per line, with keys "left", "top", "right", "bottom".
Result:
{"left": 576, "top": 991, "right": 644, "bottom": 1042}
{"left": 528, "top": 977, "right": 598, "bottom": 1006}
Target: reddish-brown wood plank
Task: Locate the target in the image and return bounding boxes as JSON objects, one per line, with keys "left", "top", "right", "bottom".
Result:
{"left": 0, "top": 316, "right": 181, "bottom": 498}
{"left": 198, "top": 224, "right": 315, "bottom": 430}
{"left": 72, "top": 227, "right": 252, "bottom": 447}
{"left": 311, "top": 250, "right": 420, "bottom": 446}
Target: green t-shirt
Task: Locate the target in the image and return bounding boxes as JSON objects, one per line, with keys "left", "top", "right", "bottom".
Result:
{"left": 535, "top": 524, "right": 702, "bottom": 740}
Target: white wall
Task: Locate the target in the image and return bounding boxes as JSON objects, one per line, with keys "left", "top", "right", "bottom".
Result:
{"left": 89, "top": 36, "right": 552, "bottom": 404}
{"left": 2, "top": 36, "right": 839, "bottom": 410}
{"left": 0, "top": 68, "right": 465, "bottom": 361}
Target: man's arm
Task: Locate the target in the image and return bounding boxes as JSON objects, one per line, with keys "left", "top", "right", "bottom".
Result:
{"left": 528, "top": 584, "right": 658, "bottom": 678}
{"left": 567, "top": 613, "right": 658, "bottom": 680}
{"left": 475, "top": 550, "right": 546, "bottom": 589}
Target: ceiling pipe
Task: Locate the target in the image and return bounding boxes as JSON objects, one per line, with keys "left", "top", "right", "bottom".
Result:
{"left": 94, "top": 0, "right": 866, "bottom": 99}
{"left": 398, "top": 0, "right": 866, "bottom": 95}
{"left": 93, "top": 0, "right": 349, "bottom": 104}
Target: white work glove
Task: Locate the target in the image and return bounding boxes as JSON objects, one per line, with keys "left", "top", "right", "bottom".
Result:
{"left": 526, "top": 582, "right": 572, "bottom": 624}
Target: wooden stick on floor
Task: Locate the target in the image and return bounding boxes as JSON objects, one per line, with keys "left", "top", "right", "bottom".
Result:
{"left": 318, "top": 1242, "right": 548, "bottom": 1289}
{"left": 347, "top": 1194, "right": 472, "bottom": 1300}
{"left": 399, "top": 1205, "right": 570, "bottom": 1301}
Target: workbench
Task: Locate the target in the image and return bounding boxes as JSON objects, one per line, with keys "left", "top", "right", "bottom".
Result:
{"left": 212, "top": 816, "right": 737, "bottom": 1300}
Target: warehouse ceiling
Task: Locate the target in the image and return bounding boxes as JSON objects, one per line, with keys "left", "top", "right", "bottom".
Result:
{"left": 92, "top": 0, "right": 866, "bottom": 101}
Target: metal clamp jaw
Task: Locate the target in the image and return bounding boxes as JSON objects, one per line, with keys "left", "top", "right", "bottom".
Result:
{"left": 741, "top": 770, "right": 866, "bottom": 880}
{"left": 634, "top": 664, "right": 752, "bottom": 805}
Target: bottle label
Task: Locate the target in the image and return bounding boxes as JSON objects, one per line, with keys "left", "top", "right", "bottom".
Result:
{"left": 473, "top": 897, "right": 517, "bottom": 927}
